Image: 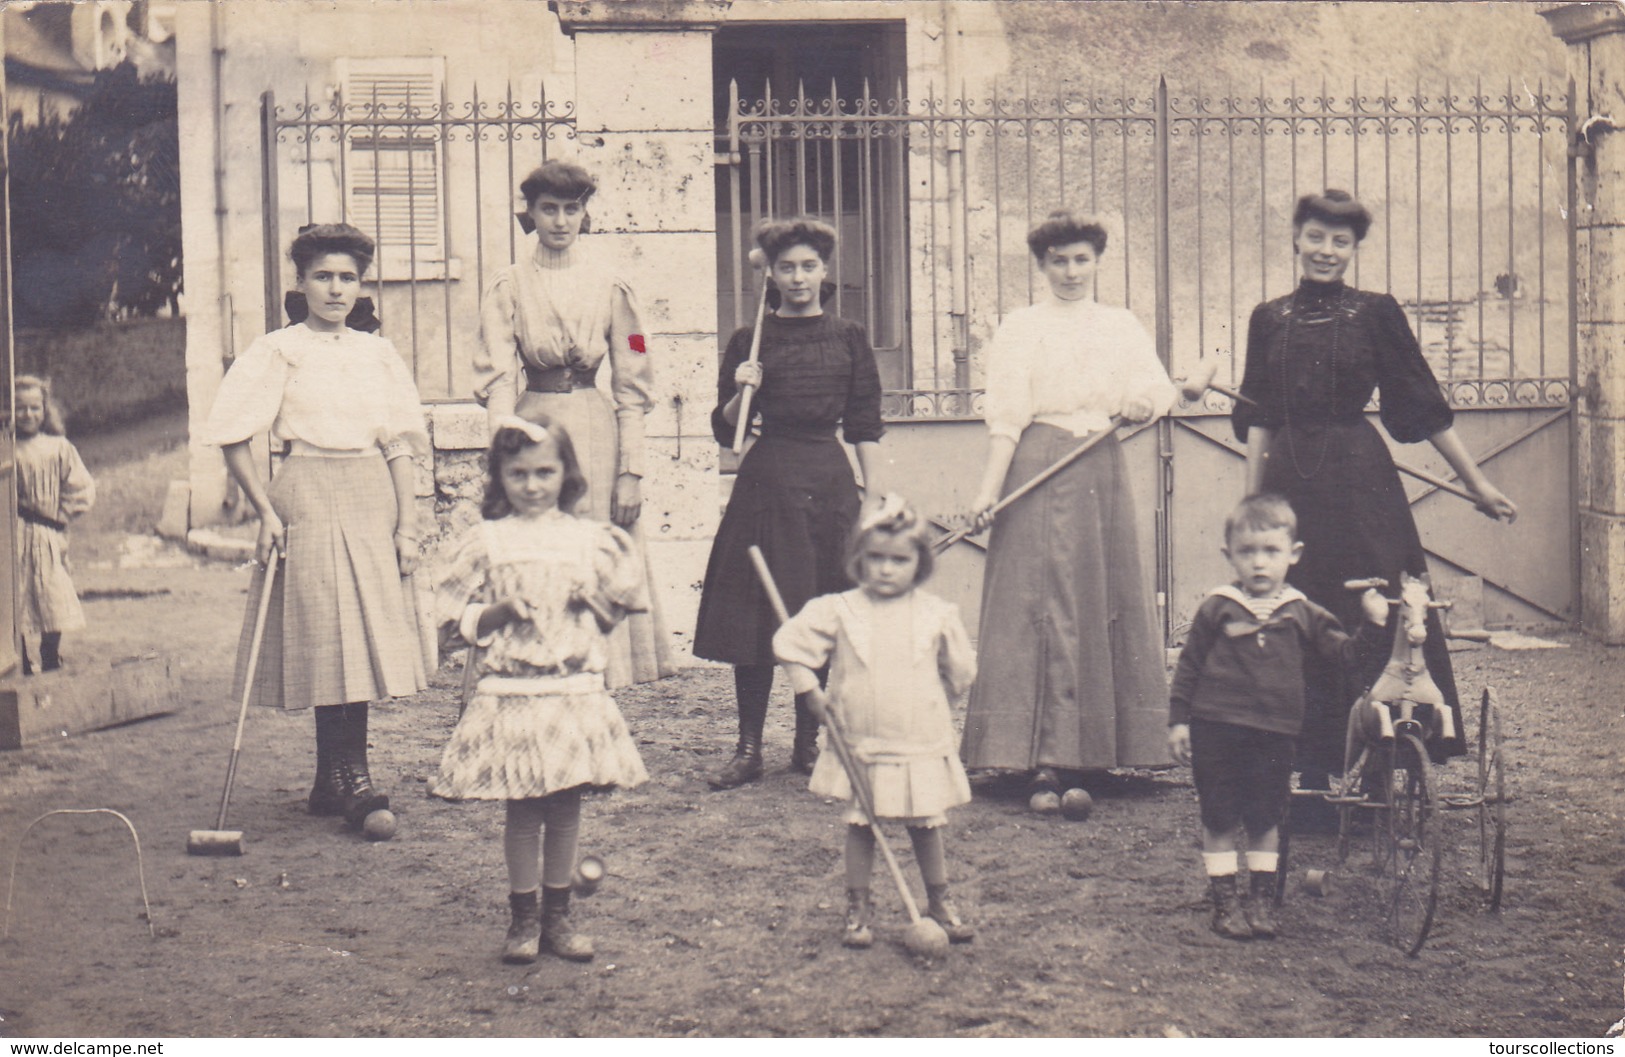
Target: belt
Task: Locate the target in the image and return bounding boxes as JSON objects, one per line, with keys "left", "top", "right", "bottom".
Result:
{"left": 524, "top": 365, "right": 597, "bottom": 393}
{"left": 18, "top": 505, "right": 66, "bottom": 531}
{"left": 286, "top": 441, "right": 378, "bottom": 459}
{"left": 475, "top": 672, "right": 606, "bottom": 696}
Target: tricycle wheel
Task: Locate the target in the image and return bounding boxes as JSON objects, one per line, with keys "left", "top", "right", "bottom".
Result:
{"left": 1379, "top": 732, "right": 1442, "bottom": 957}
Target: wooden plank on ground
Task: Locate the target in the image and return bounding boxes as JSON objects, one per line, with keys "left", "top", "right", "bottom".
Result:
{"left": 0, "top": 654, "right": 174, "bottom": 750}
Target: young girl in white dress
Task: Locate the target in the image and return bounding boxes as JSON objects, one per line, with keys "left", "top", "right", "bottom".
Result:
{"left": 773, "top": 494, "right": 978, "bottom": 949}
{"left": 432, "top": 414, "right": 649, "bottom": 965}
{"left": 13, "top": 375, "right": 94, "bottom": 674}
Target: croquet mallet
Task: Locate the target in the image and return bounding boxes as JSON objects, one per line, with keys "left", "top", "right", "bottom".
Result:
{"left": 731, "top": 248, "right": 771, "bottom": 455}
{"left": 932, "top": 415, "right": 1126, "bottom": 554}
{"left": 188, "top": 550, "right": 279, "bottom": 856}
{"left": 746, "top": 545, "right": 952, "bottom": 957}
{"left": 1174, "top": 356, "right": 1492, "bottom": 509}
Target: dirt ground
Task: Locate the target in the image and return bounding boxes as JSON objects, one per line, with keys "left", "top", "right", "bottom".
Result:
{"left": 0, "top": 429, "right": 1622, "bottom": 1038}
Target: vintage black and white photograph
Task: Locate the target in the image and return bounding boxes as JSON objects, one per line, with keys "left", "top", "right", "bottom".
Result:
{"left": 0, "top": 0, "right": 1621, "bottom": 1041}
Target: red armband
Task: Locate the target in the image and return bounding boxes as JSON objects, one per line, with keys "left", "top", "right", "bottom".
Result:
{"left": 628, "top": 334, "right": 647, "bottom": 354}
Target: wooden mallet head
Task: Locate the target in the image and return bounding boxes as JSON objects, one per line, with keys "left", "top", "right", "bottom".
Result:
{"left": 186, "top": 829, "right": 244, "bottom": 856}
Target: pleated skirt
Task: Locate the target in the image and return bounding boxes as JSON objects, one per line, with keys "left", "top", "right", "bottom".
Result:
{"left": 961, "top": 425, "right": 1169, "bottom": 771}
{"left": 809, "top": 749, "right": 972, "bottom": 828}
{"left": 515, "top": 388, "right": 676, "bottom": 688}
{"left": 692, "top": 433, "right": 861, "bottom": 666}
{"left": 17, "top": 521, "right": 85, "bottom": 635}
{"left": 430, "top": 678, "right": 648, "bottom": 800}
{"left": 1262, "top": 419, "right": 1464, "bottom": 766}
{"left": 233, "top": 453, "right": 430, "bottom": 710}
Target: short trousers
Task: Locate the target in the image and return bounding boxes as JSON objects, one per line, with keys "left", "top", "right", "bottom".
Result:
{"left": 1189, "top": 717, "right": 1295, "bottom": 835}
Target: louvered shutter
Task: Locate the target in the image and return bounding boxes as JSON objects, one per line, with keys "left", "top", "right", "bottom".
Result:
{"left": 338, "top": 57, "right": 446, "bottom": 270}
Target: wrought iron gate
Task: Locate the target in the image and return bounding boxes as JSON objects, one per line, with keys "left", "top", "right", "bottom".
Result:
{"left": 260, "top": 84, "right": 576, "bottom": 401}
{"left": 719, "top": 76, "right": 1576, "bottom": 633}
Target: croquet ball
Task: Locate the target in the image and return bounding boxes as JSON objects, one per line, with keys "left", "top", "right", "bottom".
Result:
{"left": 574, "top": 854, "right": 605, "bottom": 897}
{"left": 1028, "top": 790, "right": 1061, "bottom": 815}
{"left": 903, "top": 918, "right": 951, "bottom": 959}
{"left": 362, "top": 809, "right": 397, "bottom": 842}
{"left": 1060, "top": 788, "right": 1094, "bottom": 821}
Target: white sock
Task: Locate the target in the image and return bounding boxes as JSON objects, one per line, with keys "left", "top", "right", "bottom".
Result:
{"left": 1203, "top": 852, "right": 1239, "bottom": 877}
{"left": 1245, "top": 851, "right": 1279, "bottom": 873}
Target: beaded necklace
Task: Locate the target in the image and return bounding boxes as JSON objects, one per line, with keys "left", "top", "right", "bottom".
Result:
{"left": 1278, "top": 285, "right": 1348, "bottom": 480}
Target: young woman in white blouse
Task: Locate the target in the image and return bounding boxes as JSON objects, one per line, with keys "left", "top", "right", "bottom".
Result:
{"left": 205, "top": 223, "right": 431, "bottom": 835}
{"left": 960, "top": 210, "right": 1175, "bottom": 806}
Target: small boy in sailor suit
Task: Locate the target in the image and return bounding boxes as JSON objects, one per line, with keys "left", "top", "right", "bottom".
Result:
{"left": 1168, "top": 493, "right": 1388, "bottom": 940}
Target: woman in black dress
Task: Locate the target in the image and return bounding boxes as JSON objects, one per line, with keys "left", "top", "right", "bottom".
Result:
{"left": 1234, "top": 190, "right": 1517, "bottom": 803}
{"left": 694, "top": 218, "right": 885, "bottom": 789}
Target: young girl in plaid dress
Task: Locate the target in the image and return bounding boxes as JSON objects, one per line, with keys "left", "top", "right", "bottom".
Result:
{"left": 432, "top": 414, "right": 648, "bottom": 965}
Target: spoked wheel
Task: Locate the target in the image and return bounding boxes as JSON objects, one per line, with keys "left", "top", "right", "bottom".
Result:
{"left": 1477, "top": 688, "right": 1507, "bottom": 910}
{"left": 1375, "top": 732, "right": 1443, "bottom": 956}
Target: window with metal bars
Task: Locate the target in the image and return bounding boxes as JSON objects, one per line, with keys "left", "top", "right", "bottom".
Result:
{"left": 337, "top": 57, "right": 447, "bottom": 277}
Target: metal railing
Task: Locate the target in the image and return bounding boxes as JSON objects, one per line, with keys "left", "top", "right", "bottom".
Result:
{"left": 261, "top": 85, "right": 576, "bottom": 400}
{"left": 721, "top": 78, "right": 1574, "bottom": 419}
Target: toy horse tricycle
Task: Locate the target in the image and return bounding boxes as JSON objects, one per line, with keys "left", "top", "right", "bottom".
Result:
{"left": 1283, "top": 573, "right": 1508, "bottom": 957}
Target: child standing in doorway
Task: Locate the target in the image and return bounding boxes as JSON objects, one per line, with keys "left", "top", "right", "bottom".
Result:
{"left": 13, "top": 375, "right": 95, "bottom": 675}
{"left": 1168, "top": 493, "right": 1387, "bottom": 940}
{"left": 774, "top": 494, "right": 977, "bottom": 949}
{"left": 432, "top": 414, "right": 649, "bottom": 964}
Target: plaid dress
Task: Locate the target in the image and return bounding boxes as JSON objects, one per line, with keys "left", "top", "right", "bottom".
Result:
{"left": 204, "top": 324, "right": 432, "bottom": 710}
{"left": 431, "top": 512, "right": 649, "bottom": 799}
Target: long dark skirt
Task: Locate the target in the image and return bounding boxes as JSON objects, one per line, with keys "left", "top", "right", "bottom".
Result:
{"left": 961, "top": 425, "right": 1169, "bottom": 771}
{"left": 692, "top": 433, "right": 861, "bottom": 666}
{"left": 1261, "top": 419, "right": 1464, "bottom": 769}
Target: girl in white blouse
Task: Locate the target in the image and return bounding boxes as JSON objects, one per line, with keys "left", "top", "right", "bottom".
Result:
{"left": 961, "top": 210, "right": 1175, "bottom": 806}
{"left": 205, "top": 223, "right": 430, "bottom": 836}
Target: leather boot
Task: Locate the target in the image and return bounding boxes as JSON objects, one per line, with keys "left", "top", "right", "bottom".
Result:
{"left": 540, "top": 885, "right": 594, "bottom": 962}
{"left": 501, "top": 890, "right": 542, "bottom": 964}
{"left": 1244, "top": 871, "right": 1278, "bottom": 939}
{"left": 842, "top": 887, "right": 873, "bottom": 949}
{"left": 708, "top": 733, "right": 764, "bottom": 790}
{"left": 1209, "top": 875, "right": 1252, "bottom": 940}
{"left": 40, "top": 633, "right": 61, "bottom": 672}
{"left": 791, "top": 693, "right": 820, "bottom": 774}
{"left": 337, "top": 702, "right": 389, "bottom": 829}
{"left": 308, "top": 705, "right": 346, "bottom": 816}
{"left": 925, "top": 883, "right": 975, "bottom": 944}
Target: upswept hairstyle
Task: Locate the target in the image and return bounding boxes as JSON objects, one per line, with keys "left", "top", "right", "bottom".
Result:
{"left": 1292, "top": 189, "right": 1373, "bottom": 243}
{"left": 290, "top": 223, "right": 375, "bottom": 278}
{"left": 755, "top": 216, "right": 837, "bottom": 264}
{"left": 482, "top": 413, "right": 589, "bottom": 520}
{"left": 1225, "top": 493, "right": 1299, "bottom": 545}
{"left": 516, "top": 160, "right": 597, "bottom": 235}
{"left": 14, "top": 374, "right": 66, "bottom": 436}
{"left": 1026, "top": 209, "right": 1108, "bottom": 260}
{"left": 520, "top": 160, "right": 598, "bottom": 207}
{"left": 843, "top": 492, "right": 936, "bottom": 586}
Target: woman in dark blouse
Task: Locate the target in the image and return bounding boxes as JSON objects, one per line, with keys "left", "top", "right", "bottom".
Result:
{"left": 694, "top": 218, "right": 886, "bottom": 789}
{"left": 1234, "top": 190, "right": 1516, "bottom": 798}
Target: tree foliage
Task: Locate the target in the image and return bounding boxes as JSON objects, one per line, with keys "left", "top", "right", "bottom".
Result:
{"left": 8, "top": 62, "right": 181, "bottom": 328}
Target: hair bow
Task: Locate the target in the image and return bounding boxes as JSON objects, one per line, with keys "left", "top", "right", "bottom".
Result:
{"left": 493, "top": 414, "right": 553, "bottom": 444}
{"left": 858, "top": 492, "right": 912, "bottom": 535}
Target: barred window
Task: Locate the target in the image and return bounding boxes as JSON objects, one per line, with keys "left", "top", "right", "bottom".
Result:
{"left": 337, "top": 57, "right": 447, "bottom": 276}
